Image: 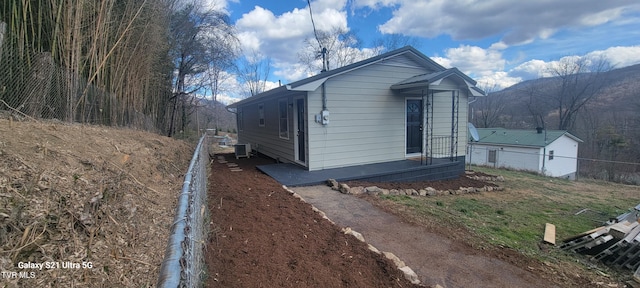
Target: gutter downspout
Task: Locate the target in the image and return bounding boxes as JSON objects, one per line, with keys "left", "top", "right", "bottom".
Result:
{"left": 322, "top": 82, "right": 327, "bottom": 111}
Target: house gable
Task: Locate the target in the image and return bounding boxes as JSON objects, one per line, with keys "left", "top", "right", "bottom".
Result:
{"left": 229, "top": 46, "right": 482, "bottom": 173}
{"left": 306, "top": 53, "right": 435, "bottom": 170}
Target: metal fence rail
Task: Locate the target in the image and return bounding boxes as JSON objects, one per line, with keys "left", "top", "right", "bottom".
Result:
{"left": 158, "top": 135, "right": 210, "bottom": 287}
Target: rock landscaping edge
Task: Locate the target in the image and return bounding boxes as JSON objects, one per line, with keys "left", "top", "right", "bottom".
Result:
{"left": 281, "top": 185, "right": 423, "bottom": 286}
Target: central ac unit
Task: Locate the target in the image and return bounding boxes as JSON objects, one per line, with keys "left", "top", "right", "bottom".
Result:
{"left": 234, "top": 143, "right": 251, "bottom": 159}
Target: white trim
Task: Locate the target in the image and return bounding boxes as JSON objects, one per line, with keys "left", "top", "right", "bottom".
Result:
{"left": 288, "top": 78, "right": 326, "bottom": 92}
{"left": 237, "top": 107, "right": 244, "bottom": 132}
{"left": 278, "top": 99, "right": 289, "bottom": 140}
{"left": 293, "top": 96, "right": 307, "bottom": 166}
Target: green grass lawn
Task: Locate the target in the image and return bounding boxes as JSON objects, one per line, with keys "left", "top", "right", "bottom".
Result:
{"left": 380, "top": 166, "right": 640, "bottom": 259}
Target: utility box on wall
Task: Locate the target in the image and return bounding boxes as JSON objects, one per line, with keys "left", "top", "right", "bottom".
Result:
{"left": 321, "top": 110, "right": 329, "bottom": 125}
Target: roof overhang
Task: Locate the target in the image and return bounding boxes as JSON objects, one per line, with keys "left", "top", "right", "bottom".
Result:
{"left": 391, "top": 68, "right": 486, "bottom": 96}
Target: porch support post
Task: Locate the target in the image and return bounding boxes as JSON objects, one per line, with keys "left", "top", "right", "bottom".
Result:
{"left": 450, "top": 90, "right": 459, "bottom": 161}
{"left": 421, "top": 89, "right": 426, "bottom": 165}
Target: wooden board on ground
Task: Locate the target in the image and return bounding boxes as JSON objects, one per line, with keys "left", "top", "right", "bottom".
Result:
{"left": 544, "top": 223, "right": 556, "bottom": 245}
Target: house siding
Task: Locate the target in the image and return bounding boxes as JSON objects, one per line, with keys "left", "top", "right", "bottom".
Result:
{"left": 544, "top": 135, "right": 579, "bottom": 178}
{"left": 468, "top": 144, "right": 541, "bottom": 171}
{"left": 468, "top": 134, "right": 580, "bottom": 179}
{"left": 307, "top": 59, "right": 420, "bottom": 170}
{"left": 306, "top": 55, "right": 469, "bottom": 171}
{"left": 236, "top": 95, "right": 297, "bottom": 162}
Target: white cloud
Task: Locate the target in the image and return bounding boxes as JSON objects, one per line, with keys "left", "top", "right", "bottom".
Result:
{"left": 508, "top": 46, "right": 640, "bottom": 81}
{"left": 509, "top": 59, "right": 551, "bottom": 79}
{"left": 362, "top": 0, "right": 640, "bottom": 45}
{"left": 202, "top": 0, "right": 237, "bottom": 13}
{"left": 443, "top": 45, "right": 505, "bottom": 77}
{"left": 352, "top": 0, "right": 400, "bottom": 10}
{"left": 234, "top": 1, "right": 350, "bottom": 82}
{"left": 585, "top": 46, "right": 640, "bottom": 68}
{"left": 430, "top": 56, "right": 451, "bottom": 68}
{"left": 430, "top": 44, "right": 521, "bottom": 89}
{"left": 475, "top": 72, "right": 522, "bottom": 91}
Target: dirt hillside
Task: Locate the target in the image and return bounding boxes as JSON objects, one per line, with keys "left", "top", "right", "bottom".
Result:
{"left": 0, "top": 119, "right": 193, "bottom": 287}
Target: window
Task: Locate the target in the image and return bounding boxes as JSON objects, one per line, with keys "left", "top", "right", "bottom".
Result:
{"left": 488, "top": 149, "right": 497, "bottom": 163}
{"left": 548, "top": 150, "right": 554, "bottom": 160}
{"left": 237, "top": 108, "right": 244, "bottom": 131}
{"left": 258, "top": 104, "right": 265, "bottom": 127}
{"left": 279, "top": 100, "right": 289, "bottom": 139}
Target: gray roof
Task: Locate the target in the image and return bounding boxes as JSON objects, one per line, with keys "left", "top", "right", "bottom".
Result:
{"left": 472, "top": 128, "right": 583, "bottom": 147}
{"left": 391, "top": 67, "right": 474, "bottom": 87}
{"left": 227, "top": 46, "right": 449, "bottom": 108}
{"left": 390, "top": 67, "right": 486, "bottom": 96}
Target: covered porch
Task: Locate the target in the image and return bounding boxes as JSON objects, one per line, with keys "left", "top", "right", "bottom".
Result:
{"left": 392, "top": 67, "right": 484, "bottom": 167}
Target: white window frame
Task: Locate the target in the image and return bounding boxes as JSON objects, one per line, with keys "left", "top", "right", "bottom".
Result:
{"left": 279, "top": 100, "right": 289, "bottom": 139}
{"left": 237, "top": 108, "right": 244, "bottom": 131}
{"left": 258, "top": 103, "right": 265, "bottom": 127}
{"left": 488, "top": 149, "right": 497, "bottom": 163}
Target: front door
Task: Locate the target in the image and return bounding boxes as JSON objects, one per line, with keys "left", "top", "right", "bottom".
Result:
{"left": 406, "top": 99, "right": 423, "bottom": 154}
{"left": 295, "top": 98, "right": 306, "bottom": 163}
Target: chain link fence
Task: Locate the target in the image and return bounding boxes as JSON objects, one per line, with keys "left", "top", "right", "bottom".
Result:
{"left": 0, "top": 51, "right": 160, "bottom": 131}
{"left": 158, "top": 134, "right": 211, "bottom": 287}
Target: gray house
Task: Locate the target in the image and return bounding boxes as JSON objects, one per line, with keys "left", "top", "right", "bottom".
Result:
{"left": 227, "top": 46, "right": 485, "bottom": 185}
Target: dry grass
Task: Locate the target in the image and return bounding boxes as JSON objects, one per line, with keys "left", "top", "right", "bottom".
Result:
{"left": 0, "top": 119, "right": 193, "bottom": 287}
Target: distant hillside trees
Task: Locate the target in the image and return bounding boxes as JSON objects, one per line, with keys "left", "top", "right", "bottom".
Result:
{"left": 470, "top": 84, "right": 507, "bottom": 128}
{"left": 470, "top": 62, "right": 640, "bottom": 184}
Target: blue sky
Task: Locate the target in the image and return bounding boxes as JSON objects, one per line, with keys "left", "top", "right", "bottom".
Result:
{"left": 209, "top": 0, "right": 640, "bottom": 103}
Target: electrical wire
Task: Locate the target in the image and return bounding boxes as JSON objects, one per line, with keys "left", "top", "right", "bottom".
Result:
{"left": 307, "top": 0, "right": 322, "bottom": 50}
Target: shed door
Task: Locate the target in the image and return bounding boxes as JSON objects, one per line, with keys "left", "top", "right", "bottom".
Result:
{"left": 406, "top": 99, "right": 423, "bottom": 154}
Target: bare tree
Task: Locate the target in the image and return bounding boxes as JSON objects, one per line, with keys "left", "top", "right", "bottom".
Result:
{"left": 167, "top": 1, "right": 235, "bottom": 136}
{"left": 371, "top": 33, "right": 420, "bottom": 55}
{"left": 297, "top": 27, "right": 366, "bottom": 74}
{"left": 204, "top": 26, "right": 239, "bottom": 130}
{"left": 511, "top": 81, "right": 551, "bottom": 129}
{"left": 470, "top": 83, "right": 507, "bottom": 128}
{"left": 546, "top": 56, "right": 612, "bottom": 131}
{"left": 236, "top": 50, "right": 271, "bottom": 98}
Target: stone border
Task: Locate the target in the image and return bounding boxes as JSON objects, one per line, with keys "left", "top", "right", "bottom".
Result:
{"left": 327, "top": 177, "right": 504, "bottom": 196}
{"left": 281, "top": 185, "right": 422, "bottom": 286}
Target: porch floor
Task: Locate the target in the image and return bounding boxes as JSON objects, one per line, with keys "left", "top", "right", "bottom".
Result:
{"left": 257, "top": 157, "right": 462, "bottom": 187}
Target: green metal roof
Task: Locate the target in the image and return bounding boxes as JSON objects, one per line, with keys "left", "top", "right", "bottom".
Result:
{"left": 472, "top": 128, "right": 582, "bottom": 147}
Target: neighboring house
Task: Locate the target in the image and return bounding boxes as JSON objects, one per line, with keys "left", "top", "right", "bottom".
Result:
{"left": 467, "top": 127, "right": 583, "bottom": 179}
{"left": 227, "top": 46, "right": 485, "bottom": 182}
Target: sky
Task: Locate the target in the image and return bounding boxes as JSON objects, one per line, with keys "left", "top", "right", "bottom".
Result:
{"left": 208, "top": 0, "right": 640, "bottom": 103}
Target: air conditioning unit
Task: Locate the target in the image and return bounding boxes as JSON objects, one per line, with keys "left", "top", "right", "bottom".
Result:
{"left": 234, "top": 143, "right": 251, "bottom": 159}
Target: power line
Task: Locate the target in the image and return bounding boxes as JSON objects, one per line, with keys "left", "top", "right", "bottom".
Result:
{"left": 307, "top": 0, "right": 328, "bottom": 71}
{"left": 307, "top": 0, "right": 322, "bottom": 50}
